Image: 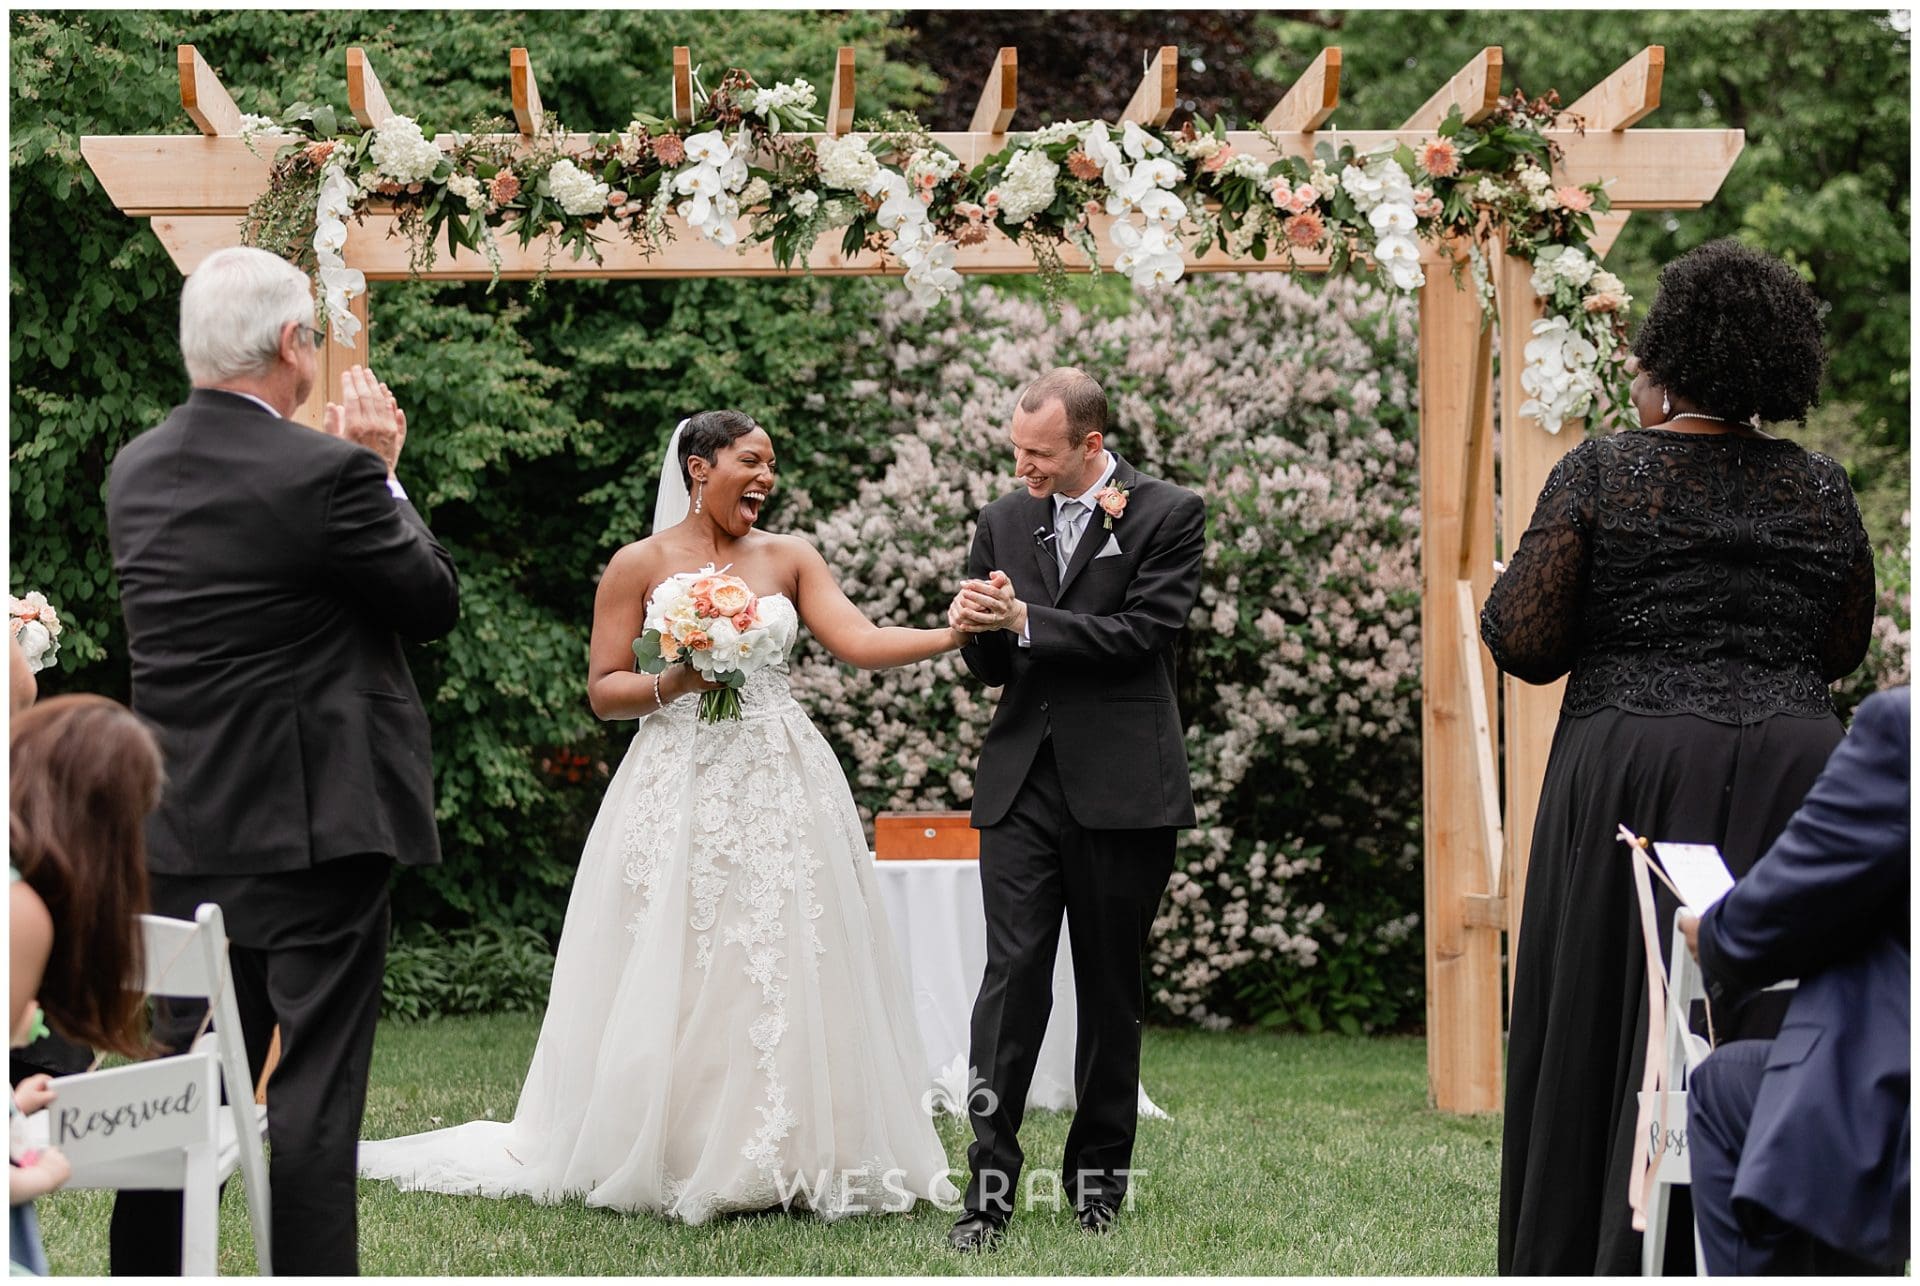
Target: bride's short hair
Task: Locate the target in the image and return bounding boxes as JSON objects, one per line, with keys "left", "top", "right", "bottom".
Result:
{"left": 679, "top": 410, "right": 762, "bottom": 485}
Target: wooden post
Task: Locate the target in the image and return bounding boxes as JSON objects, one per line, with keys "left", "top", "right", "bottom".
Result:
{"left": 1567, "top": 47, "right": 1665, "bottom": 131}
{"left": 177, "top": 46, "right": 243, "bottom": 137}
{"left": 672, "top": 47, "right": 694, "bottom": 125}
{"left": 1492, "top": 241, "right": 1579, "bottom": 993}
{"left": 1419, "top": 240, "right": 1503, "bottom": 1114}
{"left": 1403, "top": 47, "right": 1503, "bottom": 129}
{"left": 345, "top": 48, "right": 395, "bottom": 130}
{"left": 294, "top": 288, "right": 372, "bottom": 430}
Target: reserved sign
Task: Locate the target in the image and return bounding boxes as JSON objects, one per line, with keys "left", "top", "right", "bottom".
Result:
{"left": 46, "top": 1052, "right": 216, "bottom": 1165}
{"left": 1636, "top": 1089, "right": 1692, "bottom": 1184}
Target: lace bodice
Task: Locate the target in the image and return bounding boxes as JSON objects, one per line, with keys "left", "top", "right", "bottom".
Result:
{"left": 1481, "top": 429, "right": 1875, "bottom": 724}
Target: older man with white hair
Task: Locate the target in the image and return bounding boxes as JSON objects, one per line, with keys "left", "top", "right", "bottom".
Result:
{"left": 105, "top": 245, "right": 459, "bottom": 1275}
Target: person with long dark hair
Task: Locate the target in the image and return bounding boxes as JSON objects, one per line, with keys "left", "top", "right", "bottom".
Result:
{"left": 1484, "top": 240, "right": 1876, "bottom": 1274}
{"left": 10, "top": 694, "right": 165, "bottom": 1274}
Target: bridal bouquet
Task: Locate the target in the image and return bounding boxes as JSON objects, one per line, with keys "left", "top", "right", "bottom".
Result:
{"left": 9, "top": 591, "right": 62, "bottom": 674}
{"left": 633, "top": 567, "right": 779, "bottom": 723}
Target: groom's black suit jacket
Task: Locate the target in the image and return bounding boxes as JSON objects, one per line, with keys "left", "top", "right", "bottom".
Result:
{"left": 961, "top": 454, "right": 1205, "bottom": 830}
{"left": 107, "top": 389, "right": 460, "bottom": 876}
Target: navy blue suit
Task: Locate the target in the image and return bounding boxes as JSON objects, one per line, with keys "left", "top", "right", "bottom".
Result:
{"left": 1691, "top": 687, "right": 1910, "bottom": 1273}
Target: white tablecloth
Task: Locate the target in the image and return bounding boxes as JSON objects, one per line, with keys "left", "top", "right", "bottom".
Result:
{"left": 870, "top": 858, "right": 1164, "bottom": 1120}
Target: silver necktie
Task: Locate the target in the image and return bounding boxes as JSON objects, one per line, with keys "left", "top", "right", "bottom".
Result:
{"left": 1056, "top": 501, "right": 1088, "bottom": 573}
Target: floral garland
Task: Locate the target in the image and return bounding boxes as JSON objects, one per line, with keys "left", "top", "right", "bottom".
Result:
{"left": 241, "top": 80, "right": 1629, "bottom": 432}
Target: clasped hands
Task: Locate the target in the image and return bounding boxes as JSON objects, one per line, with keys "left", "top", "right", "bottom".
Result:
{"left": 321, "top": 365, "right": 408, "bottom": 479}
{"left": 948, "top": 570, "right": 1027, "bottom": 637}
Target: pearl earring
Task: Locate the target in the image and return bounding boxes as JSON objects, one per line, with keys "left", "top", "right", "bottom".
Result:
{"left": 693, "top": 482, "right": 703, "bottom": 515}
{"left": 1661, "top": 391, "right": 1671, "bottom": 418}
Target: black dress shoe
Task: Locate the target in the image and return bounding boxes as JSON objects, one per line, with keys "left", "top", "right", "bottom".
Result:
{"left": 1076, "top": 1201, "right": 1118, "bottom": 1234}
{"left": 947, "top": 1211, "right": 1008, "bottom": 1252}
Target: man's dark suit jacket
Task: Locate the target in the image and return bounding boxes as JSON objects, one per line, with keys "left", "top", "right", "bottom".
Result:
{"left": 960, "top": 453, "right": 1206, "bottom": 830}
{"left": 1697, "top": 686, "right": 1910, "bottom": 1266}
{"left": 107, "top": 388, "right": 460, "bottom": 875}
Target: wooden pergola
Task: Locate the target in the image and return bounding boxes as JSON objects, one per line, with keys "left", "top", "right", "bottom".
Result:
{"left": 82, "top": 41, "right": 1740, "bottom": 1113}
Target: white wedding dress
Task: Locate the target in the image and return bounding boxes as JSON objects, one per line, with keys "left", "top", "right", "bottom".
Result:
{"left": 358, "top": 594, "right": 957, "bottom": 1223}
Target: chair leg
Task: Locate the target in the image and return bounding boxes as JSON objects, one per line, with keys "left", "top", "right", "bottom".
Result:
{"left": 1644, "top": 1180, "right": 1670, "bottom": 1277}
{"left": 182, "top": 1143, "right": 218, "bottom": 1276}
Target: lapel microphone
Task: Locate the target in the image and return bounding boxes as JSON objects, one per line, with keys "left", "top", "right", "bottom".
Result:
{"left": 1032, "top": 525, "right": 1057, "bottom": 548}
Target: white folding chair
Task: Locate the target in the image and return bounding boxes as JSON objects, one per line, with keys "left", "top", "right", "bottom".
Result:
{"left": 1639, "top": 917, "right": 1712, "bottom": 1277}
{"left": 23, "top": 903, "right": 272, "bottom": 1275}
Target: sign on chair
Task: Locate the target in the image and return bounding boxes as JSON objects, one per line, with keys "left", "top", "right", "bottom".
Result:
{"left": 38, "top": 1051, "right": 218, "bottom": 1170}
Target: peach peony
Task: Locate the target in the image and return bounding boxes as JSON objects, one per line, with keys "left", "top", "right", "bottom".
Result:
{"left": 709, "top": 580, "right": 754, "bottom": 616}
{"left": 489, "top": 171, "right": 521, "bottom": 204}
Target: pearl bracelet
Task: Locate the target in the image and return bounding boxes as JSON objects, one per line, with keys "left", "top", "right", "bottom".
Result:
{"left": 651, "top": 672, "right": 666, "bottom": 712}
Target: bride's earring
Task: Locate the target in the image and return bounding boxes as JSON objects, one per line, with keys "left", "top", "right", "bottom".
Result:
{"left": 693, "top": 482, "right": 703, "bottom": 516}
{"left": 1661, "top": 390, "right": 1671, "bottom": 419}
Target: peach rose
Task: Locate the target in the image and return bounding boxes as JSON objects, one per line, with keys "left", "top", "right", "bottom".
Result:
{"left": 709, "top": 580, "right": 754, "bottom": 617}
{"left": 1096, "top": 485, "right": 1128, "bottom": 521}
{"left": 1583, "top": 292, "right": 1627, "bottom": 314}
{"left": 681, "top": 629, "right": 712, "bottom": 653}
{"left": 661, "top": 635, "right": 683, "bottom": 662}
{"left": 1292, "top": 183, "right": 1319, "bottom": 207}
{"left": 1201, "top": 145, "right": 1237, "bottom": 174}
{"left": 732, "top": 609, "right": 758, "bottom": 632}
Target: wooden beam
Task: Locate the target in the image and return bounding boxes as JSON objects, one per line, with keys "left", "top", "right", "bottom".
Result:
{"left": 1462, "top": 894, "right": 1507, "bottom": 931}
{"left": 1262, "top": 47, "right": 1341, "bottom": 134}
{"left": 969, "top": 47, "right": 1017, "bottom": 136}
{"left": 1586, "top": 209, "right": 1632, "bottom": 259}
{"left": 145, "top": 207, "right": 1492, "bottom": 283}
{"left": 1566, "top": 46, "right": 1664, "bottom": 131}
{"left": 81, "top": 128, "right": 1745, "bottom": 216}
{"left": 826, "top": 47, "right": 855, "bottom": 137}
{"left": 510, "top": 48, "right": 543, "bottom": 136}
{"left": 1492, "top": 239, "right": 1580, "bottom": 994}
{"left": 1403, "top": 47, "right": 1502, "bottom": 130}
{"left": 346, "top": 48, "right": 395, "bottom": 130}
{"left": 1121, "top": 46, "right": 1179, "bottom": 127}
{"left": 1456, "top": 578, "right": 1506, "bottom": 896}
{"left": 1418, "top": 238, "right": 1504, "bottom": 1115}
{"left": 178, "top": 45, "right": 243, "bottom": 138}
{"left": 672, "top": 47, "right": 693, "bottom": 126}
{"left": 1456, "top": 313, "right": 1494, "bottom": 580}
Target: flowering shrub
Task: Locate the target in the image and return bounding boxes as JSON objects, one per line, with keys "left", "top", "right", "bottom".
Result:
{"left": 787, "top": 274, "right": 1429, "bottom": 1030}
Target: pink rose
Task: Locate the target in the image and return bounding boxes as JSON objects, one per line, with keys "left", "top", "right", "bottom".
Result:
{"left": 1200, "top": 144, "right": 1237, "bottom": 174}
{"left": 1292, "top": 183, "right": 1319, "bottom": 207}
{"left": 732, "top": 609, "right": 758, "bottom": 632}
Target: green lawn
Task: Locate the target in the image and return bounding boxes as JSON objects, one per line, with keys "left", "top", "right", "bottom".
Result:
{"left": 36, "top": 1017, "right": 1500, "bottom": 1275}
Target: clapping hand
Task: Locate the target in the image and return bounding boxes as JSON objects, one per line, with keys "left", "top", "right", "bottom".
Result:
{"left": 949, "top": 571, "right": 1025, "bottom": 635}
{"left": 322, "top": 365, "right": 408, "bottom": 478}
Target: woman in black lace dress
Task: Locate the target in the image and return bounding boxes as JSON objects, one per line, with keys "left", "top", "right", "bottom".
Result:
{"left": 1484, "top": 241, "right": 1876, "bottom": 1275}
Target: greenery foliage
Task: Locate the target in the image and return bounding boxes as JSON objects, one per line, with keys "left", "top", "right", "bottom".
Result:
{"left": 380, "top": 923, "right": 557, "bottom": 1022}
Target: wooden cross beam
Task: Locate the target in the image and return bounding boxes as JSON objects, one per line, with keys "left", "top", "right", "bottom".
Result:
{"left": 826, "top": 46, "right": 855, "bottom": 136}
{"left": 1403, "top": 46, "right": 1502, "bottom": 130}
{"left": 1567, "top": 46, "right": 1664, "bottom": 130}
{"left": 178, "top": 45, "right": 243, "bottom": 137}
{"left": 1262, "top": 47, "right": 1341, "bottom": 134}
{"left": 672, "top": 47, "right": 694, "bottom": 125}
{"left": 510, "top": 47, "right": 543, "bottom": 136}
{"left": 970, "top": 47, "right": 1017, "bottom": 136}
{"left": 346, "top": 47, "right": 395, "bottom": 129}
{"left": 1122, "top": 45, "right": 1178, "bottom": 126}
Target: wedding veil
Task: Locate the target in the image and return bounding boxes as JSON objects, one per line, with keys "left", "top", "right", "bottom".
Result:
{"left": 652, "top": 418, "right": 692, "bottom": 535}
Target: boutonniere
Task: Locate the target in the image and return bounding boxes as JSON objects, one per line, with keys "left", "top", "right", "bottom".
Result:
{"left": 1094, "top": 480, "right": 1130, "bottom": 530}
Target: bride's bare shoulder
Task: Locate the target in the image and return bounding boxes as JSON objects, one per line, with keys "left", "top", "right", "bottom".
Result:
{"left": 600, "top": 536, "right": 669, "bottom": 586}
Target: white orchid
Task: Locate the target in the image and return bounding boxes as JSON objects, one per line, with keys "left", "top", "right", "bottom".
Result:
{"left": 1120, "top": 119, "right": 1165, "bottom": 161}
{"left": 1368, "top": 202, "right": 1418, "bottom": 236}
{"left": 902, "top": 239, "right": 962, "bottom": 306}
{"left": 1112, "top": 220, "right": 1184, "bottom": 287}
{"left": 1080, "top": 121, "right": 1129, "bottom": 188}
{"left": 1519, "top": 315, "right": 1602, "bottom": 432}
{"left": 1137, "top": 188, "right": 1187, "bottom": 224}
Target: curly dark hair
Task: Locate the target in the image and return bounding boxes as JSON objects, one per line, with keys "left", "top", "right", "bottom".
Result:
{"left": 1630, "top": 239, "right": 1827, "bottom": 425}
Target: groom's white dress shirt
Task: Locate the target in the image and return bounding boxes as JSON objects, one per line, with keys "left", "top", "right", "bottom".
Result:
{"left": 1018, "top": 451, "right": 1116, "bottom": 648}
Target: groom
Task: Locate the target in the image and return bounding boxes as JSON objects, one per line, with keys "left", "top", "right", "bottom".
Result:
{"left": 945, "top": 367, "right": 1206, "bottom": 1250}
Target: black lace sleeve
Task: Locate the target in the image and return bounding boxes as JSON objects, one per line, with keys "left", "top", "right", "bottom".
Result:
{"left": 1819, "top": 468, "right": 1877, "bottom": 683}
{"left": 1481, "top": 442, "right": 1596, "bottom": 684}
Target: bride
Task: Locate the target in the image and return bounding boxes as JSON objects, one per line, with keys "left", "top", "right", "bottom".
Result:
{"left": 358, "top": 411, "right": 966, "bottom": 1223}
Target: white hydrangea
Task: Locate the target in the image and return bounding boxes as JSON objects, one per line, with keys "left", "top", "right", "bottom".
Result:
{"left": 816, "top": 134, "right": 881, "bottom": 191}
{"left": 749, "top": 78, "right": 815, "bottom": 118}
{"left": 368, "top": 115, "right": 443, "bottom": 185}
{"left": 738, "top": 176, "right": 772, "bottom": 207}
{"left": 444, "top": 172, "right": 487, "bottom": 211}
{"left": 1530, "top": 244, "right": 1597, "bottom": 295}
{"left": 1222, "top": 154, "right": 1272, "bottom": 183}
{"left": 1173, "top": 133, "right": 1226, "bottom": 161}
{"left": 546, "top": 158, "right": 611, "bottom": 216}
{"left": 1516, "top": 163, "right": 1553, "bottom": 193}
{"left": 993, "top": 149, "right": 1060, "bottom": 225}
{"left": 904, "top": 147, "right": 961, "bottom": 189}
{"left": 790, "top": 189, "right": 821, "bottom": 218}
{"left": 1018, "top": 120, "right": 1084, "bottom": 148}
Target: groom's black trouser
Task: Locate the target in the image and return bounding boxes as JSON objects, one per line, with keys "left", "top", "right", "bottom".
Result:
{"left": 110, "top": 855, "right": 391, "bottom": 1277}
{"left": 964, "top": 739, "right": 1175, "bottom": 1218}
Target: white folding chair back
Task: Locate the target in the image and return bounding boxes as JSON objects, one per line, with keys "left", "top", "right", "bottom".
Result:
{"left": 1639, "top": 919, "right": 1710, "bottom": 1277}
{"left": 26, "top": 903, "right": 272, "bottom": 1275}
